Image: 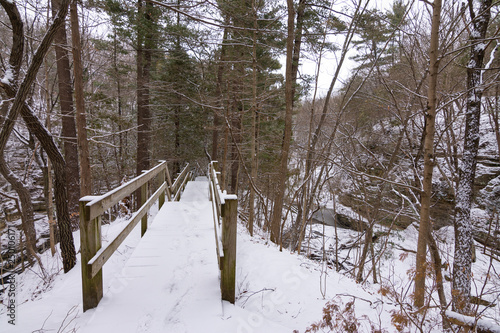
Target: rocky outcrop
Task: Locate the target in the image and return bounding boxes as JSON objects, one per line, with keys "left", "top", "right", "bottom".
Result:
{"left": 311, "top": 208, "right": 367, "bottom": 231}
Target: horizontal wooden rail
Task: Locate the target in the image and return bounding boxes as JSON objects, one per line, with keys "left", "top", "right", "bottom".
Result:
{"left": 83, "top": 161, "right": 170, "bottom": 221}
{"left": 208, "top": 161, "right": 237, "bottom": 304}
{"left": 80, "top": 161, "right": 191, "bottom": 312}
{"left": 209, "top": 180, "right": 224, "bottom": 265}
{"left": 87, "top": 181, "right": 169, "bottom": 278}
{"left": 172, "top": 165, "right": 192, "bottom": 201}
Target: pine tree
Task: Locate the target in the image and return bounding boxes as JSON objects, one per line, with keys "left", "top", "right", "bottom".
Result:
{"left": 350, "top": 8, "right": 392, "bottom": 70}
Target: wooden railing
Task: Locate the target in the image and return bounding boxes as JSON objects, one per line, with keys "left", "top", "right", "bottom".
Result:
{"left": 208, "top": 161, "right": 237, "bottom": 303}
{"left": 79, "top": 161, "right": 192, "bottom": 311}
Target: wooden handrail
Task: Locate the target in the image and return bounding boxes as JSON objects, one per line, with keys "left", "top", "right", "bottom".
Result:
{"left": 87, "top": 181, "right": 169, "bottom": 278}
{"left": 209, "top": 180, "right": 224, "bottom": 263}
{"left": 172, "top": 165, "right": 192, "bottom": 201}
{"left": 83, "top": 161, "right": 168, "bottom": 221}
{"left": 208, "top": 161, "right": 237, "bottom": 304}
{"left": 80, "top": 161, "right": 191, "bottom": 311}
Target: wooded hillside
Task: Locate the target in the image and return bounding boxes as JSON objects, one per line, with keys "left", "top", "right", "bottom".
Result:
{"left": 1, "top": 0, "right": 500, "bottom": 330}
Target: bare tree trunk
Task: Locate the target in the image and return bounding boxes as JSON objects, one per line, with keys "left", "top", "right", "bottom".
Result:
{"left": 0, "top": 162, "right": 37, "bottom": 259}
{"left": 356, "top": 226, "right": 372, "bottom": 283}
{"left": 452, "top": 0, "right": 492, "bottom": 314}
{"left": 229, "top": 111, "right": 241, "bottom": 194}
{"left": 270, "top": 0, "right": 295, "bottom": 245}
{"left": 290, "top": 0, "right": 306, "bottom": 102}
{"left": 221, "top": 105, "right": 229, "bottom": 190}
{"left": 51, "top": 0, "right": 80, "bottom": 228}
{"left": 0, "top": 0, "right": 37, "bottom": 258}
{"left": 111, "top": 30, "right": 125, "bottom": 176}
{"left": 44, "top": 4, "right": 56, "bottom": 256}
{"left": 70, "top": 0, "right": 91, "bottom": 196}
{"left": 428, "top": 229, "right": 448, "bottom": 316}
{"left": 493, "top": 85, "right": 500, "bottom": 161}
{"left": 0, "top": 0, "right": 76, "bottom": 272}
{"left": 213, "top": 19, "right": 229, "bottom": 162}
{"left": 174, "top": 104, "right": 180, "bottom": 174}
{"left": 294, "top": 1, "right": 365, "bottom": 251}
{"left": 136, "top": 0, "right": 145, "bottom": 179}
{"left": 285, "top": 0, "right": 307, "bottom": 247}
{"left": 414, "top": 0, "right": 442, "bottom": 309}
{"left": 136, "top": 0, "right": 152, "bottom": 207}
{"left": 247, "top": 0, "right": 258, "bottom": 236}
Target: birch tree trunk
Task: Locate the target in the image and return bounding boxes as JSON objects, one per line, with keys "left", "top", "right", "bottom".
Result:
{"left": 452, "top": 0, "right": 492, "bottom": 314}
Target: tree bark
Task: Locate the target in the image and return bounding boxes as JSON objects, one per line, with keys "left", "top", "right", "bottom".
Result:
{"left": 493, "top": 85, "right": 500, "bottom": 162}
{"left": 70, "top": 0, "right": 91, "bottom": 197}
{"left": 136, "top": 0, "right": 152, "bottom": 180}
{"left": 452, "top": 0, "right": 492, "bottom": 314}
{"left": 270, "top": 0, "right": 295, "bottom": 245}
{"left": 0, "top": 0, "right": 76, "bottom": 273}
{"left": 290, "top": 0, "right": 307, "bottom": 102}
{"left": 51, "top": 0, "right": 80, "bottom": 228}
{"left": 229, "top": 113, "right": 241, "bottom": 194}
{"left": 294, "top": 2, "right": 364, "bottom": 251}
{"left": 0, "top": 0, "right": 37, "bottom": 258}
{"left": 414, "top": 0, "right": 442, "bottom": 309}
{"left": 213, "top": 15, "right": 229, "bottom": 162}
{"left": 248, "top": 0, "right": 258, "bottom": 236}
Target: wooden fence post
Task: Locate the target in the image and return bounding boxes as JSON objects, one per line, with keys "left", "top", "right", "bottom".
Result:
{"left": 221, "top": 197, "right": 237, "bottom": 303}
{"left": 141, "top": 180, "right": 148, "bottom": 237}
{"left": 80, "top": 199, "right": 103, "bottom": 311}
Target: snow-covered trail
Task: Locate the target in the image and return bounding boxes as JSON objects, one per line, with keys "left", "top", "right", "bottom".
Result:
{"left": 77, "top": 177, "right": 290, "bottom": 333}
{"left": 79, "top": 177, "right": 223, "bottom": 332}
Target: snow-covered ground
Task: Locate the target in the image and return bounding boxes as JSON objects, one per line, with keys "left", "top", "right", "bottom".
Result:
{"left": 1, "top": 178, "right": 499, "bottom": 332}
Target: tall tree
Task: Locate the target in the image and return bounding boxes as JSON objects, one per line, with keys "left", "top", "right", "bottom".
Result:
{"left": 294, "top": 0, "right": 363, "bottom": 252}
{"left": 452, "top": 0, "right": 492, "bottom": 314}
{"left": 135, "top": 0, "right": 157, "bottom": 211}
{"left": 0, "top": 0, "right": 76, "bottom": 272}
{"left": 270, "top": 0, "right": 295, "bottom": 244}
{"left": 51, "top": 0, "right": 80, "bottom": 226}
{"left": 350, "top": 8, "right": 392, "bottom": 69}
{"left": 414, "top": 0, "right": 442, "bottom": 309}
{"left": 248, "top": 0, "right": 259, "bottom": 236}
{"left": 155, "top": 44, "right": 204, "bottom": 171}
{"left": 0, "top": 0, "right": 37, "bottom": 259}
{"left": 70, "top": 0, "right": 91, "bottom": 196}
{"left": 215, "top": 0, "right": 282, "bottom": 196}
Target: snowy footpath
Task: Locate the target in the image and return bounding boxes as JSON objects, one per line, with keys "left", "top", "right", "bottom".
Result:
{"left": 79, "top": 177, "right": 223, "bottom": 332}
{"left": 8, "top": 176, "right": 466, "bottom": 332}
{"left": 77, "top": 177, "right": 290, "bottom": 333}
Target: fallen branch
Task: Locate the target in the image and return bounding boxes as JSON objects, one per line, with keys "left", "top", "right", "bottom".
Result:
{"left": 238, "top": 288, "right": 275, "bottom": 307}
{"left": 445, "top": 310, "right": 500, "bottom": 333}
